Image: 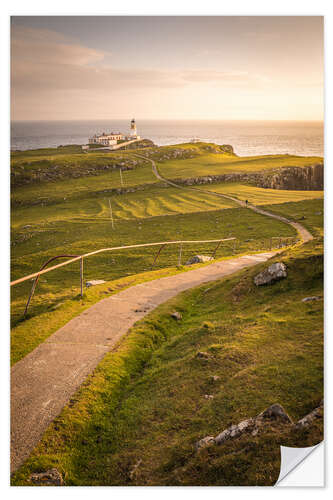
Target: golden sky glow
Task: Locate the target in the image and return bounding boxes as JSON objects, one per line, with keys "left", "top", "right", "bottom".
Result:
{"left": 11, "top": 16, "right": 324, "bottom": 121}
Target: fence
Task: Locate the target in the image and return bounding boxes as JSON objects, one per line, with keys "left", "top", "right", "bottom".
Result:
{"left": 11, "top": 238, "right": 236, "bottom": 316}
{"left": 11, "top": 235, "right": 299, "bottom": 317}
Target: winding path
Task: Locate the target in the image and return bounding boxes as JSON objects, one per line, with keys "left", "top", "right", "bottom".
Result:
{"left": 12, "top": 252, "right": 276, "bottom": 472}
{"left": 11, "top": 155, "right": 313, "bottom": 473}
{"left": 137, "top": 154, "right": 313, "bottom": 243}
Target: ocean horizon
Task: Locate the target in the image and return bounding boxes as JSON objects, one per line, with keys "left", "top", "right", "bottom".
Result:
{"left": 11, "top": 119, "right": 324, "bottom": 157}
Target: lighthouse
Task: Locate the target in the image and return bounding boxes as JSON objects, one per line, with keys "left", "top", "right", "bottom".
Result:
{"left": 130, "top": 118, "right": 137, "bottom": 138}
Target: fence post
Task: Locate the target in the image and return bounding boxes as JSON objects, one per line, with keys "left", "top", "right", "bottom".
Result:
{"left": 211, "top": 240, "right": 222, "bottom": 260}
{"left": 151, "top": 244, "right": 166, "bottom": 270}
{"left": 178, "top": 243, "right": 183, "bottom": 266}
{"left": 80, "top": 257, "right": 84, "bottom": 298}
{"left": 270, "top": 238, "right": 272, "bottom": 250}
{"left": 233, "top": 239, "right": 237, "bottom": 254}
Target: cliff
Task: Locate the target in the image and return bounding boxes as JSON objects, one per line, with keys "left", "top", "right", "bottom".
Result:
{"left": 173, "top": 164, "right": 323, "bottom": 191}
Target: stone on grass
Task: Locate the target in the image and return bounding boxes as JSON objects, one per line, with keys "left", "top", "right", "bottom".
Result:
{"left": 196, "top": 436, "right": 215, "bottom": 450}
{"left": 86, "top": 279, "right": 106, "bottom": 287}
{"left": 215, "top": 418, "right": 255, "bottom": 445}
{"left": 294, "top": 400, "right": 323, "bottom": 430}
{"left": 211, "top": 375, "right": 220, "bottom": 382}
{"left": 185, "top": 255, "right": 213, "bottom": 265}
{"left": 253, "top": 262, "right": 287, "bottom": 286}
{"left": 195, "top": 402, "right": 293, "bottom": 450}
{"left": 302, "top": 296, "right": 322, "bottom": 303}
{"left": 256, "top": 403, "right": 292, "bottom": 423}
{"left": 204, "top": 394, "right": 214, "bottom": 400}
{"left": 30, "top": 468, "right": 64, "bottom": 486}
{"left": 171, "top": 311, "right": 182, "bottom": 320}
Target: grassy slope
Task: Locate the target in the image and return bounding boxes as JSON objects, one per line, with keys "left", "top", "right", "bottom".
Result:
{"left": 11, "top": 142, "right": 322, "bottom": 349}
{"left": 14, "top": 142, "right": 315, "bottom": 327}
{"left": 198, "top": 182, "right": 324, "bottom": 205}
{"left": 11, "top": 205, "right": 295, "bottom": 332}
{"left": 11, "top": 201, "right": 323, "bottom": 486}
{"left": 157, "top": 153, "right": 322, "bottom": 180}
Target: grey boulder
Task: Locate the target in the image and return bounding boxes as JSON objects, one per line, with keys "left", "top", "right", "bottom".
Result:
{"left": 254, "top": 262, "right": 287, "bottom": 286}
{"left": 185, "top": 255, "right": 213, "bottom": 265}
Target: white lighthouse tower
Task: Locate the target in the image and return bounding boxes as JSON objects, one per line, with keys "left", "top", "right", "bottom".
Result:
{"left": 130, "top": 118, "right": 137, "bottom": 138}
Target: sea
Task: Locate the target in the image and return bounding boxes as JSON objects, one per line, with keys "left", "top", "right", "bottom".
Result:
{"left": 10, "top": 120, "right": 324, "bottom": 157}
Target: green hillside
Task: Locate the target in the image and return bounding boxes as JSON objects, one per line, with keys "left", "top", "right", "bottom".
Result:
{"left": 12, "top": 211, "right": 323, "bottom": 486}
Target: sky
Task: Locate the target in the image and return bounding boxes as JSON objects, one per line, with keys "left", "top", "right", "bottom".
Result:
{"left": 11, "top": 16, "right": 324, "bottom": 121}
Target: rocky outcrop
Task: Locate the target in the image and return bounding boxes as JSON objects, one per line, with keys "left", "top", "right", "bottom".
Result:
{"left": 196, "top": 403, "right": 292, "bottom": 450}
{"left": 173, "top": 164, "right": 323, "bottom": 191}
{"left": 186, "top": 255, "right": 213, "bottom": 265}
{"left": 196, "top": 401, "right": 323, "bottom": 451}
{"left": 30, "top": 468, "right": 64, "bottom": 486}
{"left": 253, "top": 262, "right": 287, "bottom": 286}
{"left": 294, "top": 400, "right": 323, "bottom": 429}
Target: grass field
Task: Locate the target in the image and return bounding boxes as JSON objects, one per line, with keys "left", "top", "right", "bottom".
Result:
{"left": 11, "top": 142, "right": 323, "bottom": 338}
{"left": 11, "top": 205, "right": 295, "bottom": 327}
{"left": 157, "top": 153, "right": 322, "bottom": 180}
{"left": 11, "top": 228, "right": 323, "bottom": 486}
{"left": 197, "top": 182, "right": 324, "bottom": 206}
{"left": 10, "top": 141, "right": 324, "bottom": 486}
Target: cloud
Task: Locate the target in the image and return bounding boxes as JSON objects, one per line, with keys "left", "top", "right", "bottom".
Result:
{"left": 11, "top": 25, "right": 272, "bottom": 97}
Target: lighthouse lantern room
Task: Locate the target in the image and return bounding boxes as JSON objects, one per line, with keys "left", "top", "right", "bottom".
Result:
{"left": 130, "top": 118, "right": 137, "bottom": 138}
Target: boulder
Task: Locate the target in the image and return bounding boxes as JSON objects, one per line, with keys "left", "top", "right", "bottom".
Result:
{"left": 186, "top": 255, "right": 213, "bottom": 265}
{"left": 253, "top": 262, "right": 287, "bottom": 286}
{"left": 256, "top": 403, "right": 292, "bottom": 423}
{"left": 86, "top": 279, "right": 106, "bottom": 287}
{"left": 30, "top": 468, "right": 64, "bottom": 486}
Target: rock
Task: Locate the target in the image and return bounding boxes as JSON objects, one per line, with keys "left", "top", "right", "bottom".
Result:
{"left": 196, "top": 402, "right": 293, "bottom": 450}
{"left": 215, "top": 418, "right": 255, "bottom": 445}
{"left": 211, "top": 375, "right": 220, "bottom": 382}
{"left": 204, "top": 394, "right": 214, "bottom": 400}
{"left": 253, "top": 262, "right": 287, "bottom": 286}
{"left": 302, "top": 296, "right": 322, "bottom": 302}
{"left": 256, "top": 403, "right": 292, "bottom": 423}
{"left": 196, "top": 351, "right": 212, "bottom": 359}
{"left": 171, "top": 311, "right": 182, "bottom": 320}
{"left": 30, "top": 468, "right": 64, "bottom": 486}
{"left": 196, "top": 436, "right": 215, "bottom": 450}
{"left": 185, "top": 255, "right": 213, "bottom": 265}
{"left": 86, "top": 279, "right": 106, "bottom": 287}
{"left": 294, "top": 401, "right": 323, "bottom": 429}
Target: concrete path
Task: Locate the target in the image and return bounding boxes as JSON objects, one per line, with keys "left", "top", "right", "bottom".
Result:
{"left": 11, "top": 251, "right": 276, "bottom": 472}
{"left": 138, "top": 155, "right": 313, "bottom": 244}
